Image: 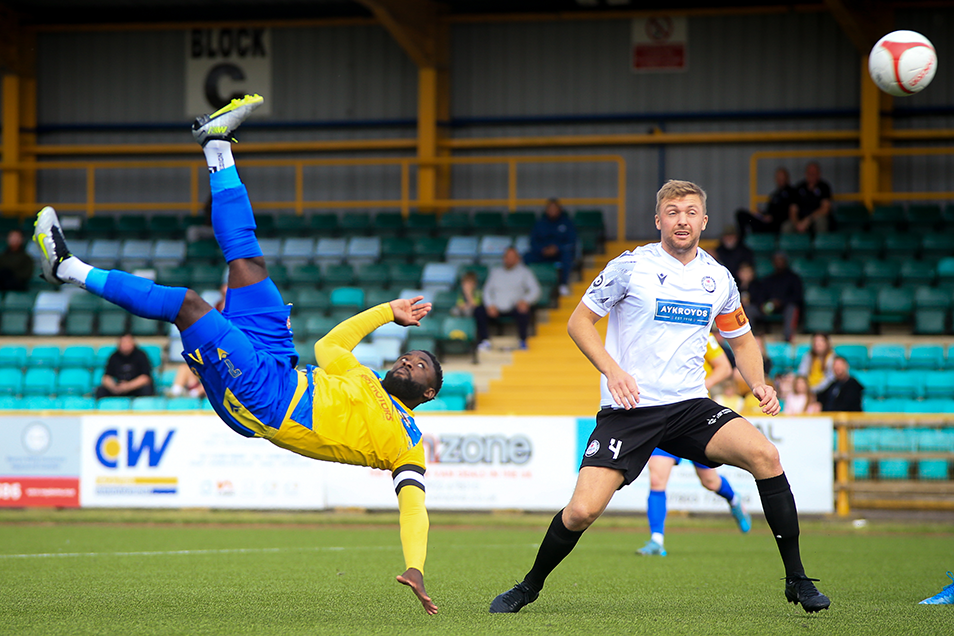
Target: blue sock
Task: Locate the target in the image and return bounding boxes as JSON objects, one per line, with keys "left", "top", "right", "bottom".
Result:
{"left": 647, "top": 490, "right": 667, "bottom": 536}
{"left": 96, "top": 270, "right": 187, "bottom": 322}
{"left": 716, "top": 475, "right": 736, "bottom": 502}
{"left": 210, "top": 168, "right": 262, "bottom": 263}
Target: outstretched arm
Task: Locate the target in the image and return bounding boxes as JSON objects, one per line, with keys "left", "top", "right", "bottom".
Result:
{"left": 394, "top": 482, "right": 437, "bottom": 614}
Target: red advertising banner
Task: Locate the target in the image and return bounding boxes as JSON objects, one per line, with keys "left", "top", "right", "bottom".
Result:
{"left": 0, "top": 477, "right": 80, "bottom": 508}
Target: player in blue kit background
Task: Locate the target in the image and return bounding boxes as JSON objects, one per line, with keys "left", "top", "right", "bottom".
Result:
{"left": 33, "top": 95, "right": 441, "bottom": 615}
{"left": 490, "top": 179, "right": 830, "bottom": 615}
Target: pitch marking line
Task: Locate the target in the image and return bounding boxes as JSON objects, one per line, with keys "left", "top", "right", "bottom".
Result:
{"left": 0, "top": 544, "right": 539, "bottom": 560}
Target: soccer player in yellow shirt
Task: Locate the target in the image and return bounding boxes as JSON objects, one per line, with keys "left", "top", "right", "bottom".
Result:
{"left": 34, "top": 95, "right": 440, "bottom": 614}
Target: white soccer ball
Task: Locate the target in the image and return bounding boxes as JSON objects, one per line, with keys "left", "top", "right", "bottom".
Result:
{"left": 868, "top": 30, "right": 937, "bottom": 96}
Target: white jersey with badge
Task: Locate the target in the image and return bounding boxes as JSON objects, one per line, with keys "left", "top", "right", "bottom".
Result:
{"left": 581, "top": 243, "right": 751, "bottom": 409}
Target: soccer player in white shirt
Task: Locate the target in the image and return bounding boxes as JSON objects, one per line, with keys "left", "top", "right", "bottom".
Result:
{"left": 490, "top": 180, "right": 830, "bottom": 615}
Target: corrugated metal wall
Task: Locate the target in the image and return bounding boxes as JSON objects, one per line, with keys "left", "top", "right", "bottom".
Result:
{"left": 27, "top": 7, "right": 954, "bottom": 238}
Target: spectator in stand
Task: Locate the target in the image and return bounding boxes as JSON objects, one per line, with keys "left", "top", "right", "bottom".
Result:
{"left": 797, "top": 332, "right": 836, "bottom": 398}
{"left": 816, "top": 356, "right": 864, "bottom": 412}
{"left": 747, "top": 252, "right": 803, "bottom": 343}
{"left": 95, "top": 332, "right": 155, "bottom": 399}
{"left": 169, "top": 363, "right": 206, "bottom": 398}
{"left": 525, "top": 198, "right": 577, "bottom": 297}
{"left": 782, "top": 162, "right": 832, "bottom": 236}
{"left": 475, "top": 247, "right": 541, "bottom": 351}
{"left": 782, "top": 375, "right": 821, "bottom": 415}
{"left": 450, "top": 270, "right": 482, "bottom": 318}
{"left": 714, "top": 225, "right": 754, "bottom": 284}
{"left": 735, "top": 262, "right": 760, "bottom": 321}
{"left": 736, "top": 167, "right": 796, "bottom": 237}
{"left": 0, "top": 229, "right": 34, "bottom": 292}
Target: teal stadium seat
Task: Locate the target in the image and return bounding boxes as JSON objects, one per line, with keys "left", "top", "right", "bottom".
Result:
{"left": 878, "top": 458, "right": 910, "bottom": 480}
{"left": 0, "top": 345, "right": 27, "bottom": 369}
{"left": 868, "top": 344, "right": 907, "bottom": 370}
{"left": 0, "top": 368, "right": 23, "bottom": 396}
{"left": 21, "top": 368, "right": 57, "bottom": 397}
{"left": 60, "top": 395, "right": 97, "bottom": 410}
{"left": 908, "top": 345, "right": 946, "bottom": 370}
{"left": 922, "top": 372, "right": 954, "bottom": 400}
{"left": 882, "top": 371, "right": 922, "bottom": 400}
{"left": 834, "top": 344, "right": 868, "bottom": 371}
{"left": 22, "top": 395, "right": 63, "bottom": 410}
{"left": 57, "top": 368, "right": 93, "bottom": 396}
{"left": 131, "top": 396, "right": 167, "bottom": 410}
{"left": 853, "top": 370, "right": 886, "bottom": 399}
{"left": 97, "top": 397, "right": 133, "bottom": 410}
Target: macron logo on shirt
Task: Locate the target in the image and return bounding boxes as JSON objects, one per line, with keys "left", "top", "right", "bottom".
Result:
{"left": 655, "top": 299, "right": 712, "bottom": 326}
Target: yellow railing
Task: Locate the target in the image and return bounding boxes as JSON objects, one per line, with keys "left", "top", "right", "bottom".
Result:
{"left": 0, "top": 154, "right": 627, "bottom": 237}
{"left": 833, "top": 414, "right": 954, "bottom": 516}
{"left": 749, "top": 146, "right": 954, "bottom": 212}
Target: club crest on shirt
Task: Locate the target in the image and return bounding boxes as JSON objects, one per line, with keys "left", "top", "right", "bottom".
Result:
{"left": 584, "top": 439, "right": 600, "bottom": 457}
{"left": 701, "top": 276, "right": 716, "bottom": 293}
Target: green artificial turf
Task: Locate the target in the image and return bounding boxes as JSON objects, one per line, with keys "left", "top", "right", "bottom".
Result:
{"left": 0, "top": 509, "right": 951, "bottom": 636}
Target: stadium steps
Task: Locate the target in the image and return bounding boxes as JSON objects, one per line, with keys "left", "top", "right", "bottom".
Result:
{"left": 475, "top": 240, "right": 633, "bottom": 415}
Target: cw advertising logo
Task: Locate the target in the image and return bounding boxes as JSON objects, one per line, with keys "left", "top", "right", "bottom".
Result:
{"left": 94, "top": 428, "right": 178, "bottom": 497}
{"left": 95, "top": 429, "right": 175, "bottom": 469}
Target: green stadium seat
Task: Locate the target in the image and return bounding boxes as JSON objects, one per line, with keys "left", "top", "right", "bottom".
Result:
{"left": 293, "top": 289, "right": 332, "bottom": 314}
{"left": 2, "top": 290, "right": 36, "bottom": 311}
{"left": 0, "top": 368, "right": 23, "bottom": 396}
{"left": 85, "top": 215, "right": 117, "bottom": 237}
{"left": 322, "top": 264, "right": 356, "bottom": 288}
{"left": 883, "top": 233, "right": 921, "bottom": 260}
{"left": 287, "top": 263, "right": 323, "bottom": 290}
{"left": 862, "top": 260, "right": 898, "bottom": 287}
{"left": 804, "top": 285, "right": 840, "bottom": 310}
{"left": 339, "top": 211, "right": 372, "bottom": 236}
{"left": 437, "top": 211, "right": 471, "bottom": 236}
{"left": 869, "top": 344, "right": 907, "bottom": 370}
{"left": 906, "top": 204, "right": 943, "bottom": 230}
{"left": 789, "top": 259, "right": 827, "bottom": 286}
{"left": 309, "top": 213, "right": 340, "bottom": 235}
{"left": 899, "top": 260, "right": 936, "bottom": 288}
{"left": 96, "top": 396, "right": 133, "bottom": 410}
{"left": 388, "top": 263, "right": 423, "bottom": 289}
{"left": 413, "top": 236, "right": 448, "bottom": 264}
{"left": 302, "top": 314, "right": 337, "bottom": 340}
{"left": 97, "top": 310, "right": 128, "bottom": 337}
{"left": 330, "top": 286, "right": 365, "bottom": 312}
{"left": 854, "top": 370, "right": 886, "bottom": 399}
{"left": 923, "top": 372, "right": 954, "bottom": 399}
{"left": 506, "top": 211, "right": 537, "bottom": 237}
{"left": 869, "top": 205, "right": 906, "bottom": 233}
{"left": 473, "top": 210, "right": 506, "bottom": 233}
{"left": 130, "top": 315, "right": 161, "bottom": 337}
{"left": 826, "top": 260, "right": 864, "bottom": 287}
{"left": 777, "top": 233, "right": 812, "bottom": 259}
{"left": 156, "top": 265, "right": 193, "bottom": 287}
{"left": 147, "top": 214, "right": 181, "bottom": 238}
{"left": 373, "top": 211, "right": 405, "bottom": 235}
{"left": 883, "top": 370, "right": 922, "bottom": 399}
{"left": 839, "top": 307, "right": 873, "bottom": 334}
{"left": 268, "top": 263, "right": 290, "bottom": 289}
{"left": 874, "top": 287, "right": 913, "bottom": 325}
{"left": 354, "top": 262, "right": 391, "bottom": 289}
{"left": 917, "top": 459, "right": 949, "bottom": 480}
{"left": 834, "top": 344, "right": 868, "bottom": 371}
{"left": 23, "top": 347, "right": 58, "bottom": 371}
{"left": 131, "top": 396, "right": 167, "bottom": 410}
{"left": 847, "top": 233, "right": 883, "bottom": 260}
{"left": 839, "top": 287, "right": 876, "bottom": 309}
{"left": 439, "top": 316, "right": 476, "bottom": 356}
{"left": 60, "top": 395, "right": 97, "bottom": 410}
{"left": 57, "top": 368, "right": 93, "bottom": 396}
{"left": 294, "top": 340, "right": 318, "bottom": 366}
{"left": 0, "top": 346, "right": 27, "bottom": 369}
{"left": 920, "top": 234, "right": 954, "bottom": 261}
{"left": 191, "top": 264, "right": 226, "bottom": 288}
{"left": 745, "top": 233, "right": 777, "bottom": 257}
{"left": 812, "top": 233, "right": 848, "bottom": 261}
{"left": 405, "top": 212, "right": 437, "bottom": 238}
{"left": 166, "top": 396, "right": 202, "bottom": 410}
{"left": 1, "top": 311, "right": 29, "bottom": 336}
{"left": 803, "top": 307, "right": 836, "bottom": 333}
{"left": 21, "top": 368, "right": 57, "bottom": 396}
{"left": 878, "top": 458, "right": 910, "bottom": 480}
{"left": 833, "top": 203, "right": 869, "bottom": 231}
{"left": 908, "top": 345, "right": 946, "bottom": 370}
{"left": 273, "top": 214, "right": 310, "bottom": 237}
{"left": 364, "top": 288, "right": 395, "bottom": 309}
{"left": 187, "top": 238, "right": 221, "bottom": 263}
{"left": 936, "top": 257, "right": 954, "bottom": 287}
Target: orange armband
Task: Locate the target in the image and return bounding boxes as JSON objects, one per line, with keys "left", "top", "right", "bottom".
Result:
{"left": 715, "top": 306, "right": 749, "bottom": 332}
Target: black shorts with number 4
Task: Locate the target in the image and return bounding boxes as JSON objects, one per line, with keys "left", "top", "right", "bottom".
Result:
{"left": 580, "top": 398, "right": 740, "bottom": 486}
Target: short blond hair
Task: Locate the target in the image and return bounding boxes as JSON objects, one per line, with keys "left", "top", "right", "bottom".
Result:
{"left": 655, "top": 180, "right": 707, "bottom": 215}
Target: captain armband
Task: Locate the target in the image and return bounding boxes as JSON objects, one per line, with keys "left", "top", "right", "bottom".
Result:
{"left": 392, "top": 464, "right": 426, "bottom": 495}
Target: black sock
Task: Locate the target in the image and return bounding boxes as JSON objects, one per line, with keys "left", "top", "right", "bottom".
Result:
{"left": 523, "top": 509, "right": 584, "bottom": 592}
{"left": 756, "top": 473, "right": 804, "bottom": 579}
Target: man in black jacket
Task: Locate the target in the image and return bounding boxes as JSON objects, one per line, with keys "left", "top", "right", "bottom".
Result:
{"left": 747, "top": 251, "right": 803, "bottom": 343}
{"left": 817, "top": 356, "right": 864, "bottom": 412}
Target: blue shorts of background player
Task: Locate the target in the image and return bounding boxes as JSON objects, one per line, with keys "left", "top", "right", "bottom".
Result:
{"left": 636, "top": 447, "right": 751, "bottom": 557}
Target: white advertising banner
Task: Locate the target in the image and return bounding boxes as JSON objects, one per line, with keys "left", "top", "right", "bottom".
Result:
{"left": 80, "top": 416, "right": 326, "bottom": 509}
{"left": 603, "top": 417, "right": 834, "bottom": 514}
{"left": 325, "top": 416, "right": 580, "bottom": 511}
